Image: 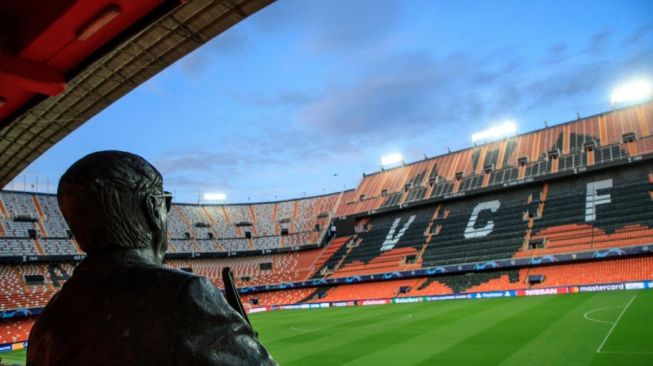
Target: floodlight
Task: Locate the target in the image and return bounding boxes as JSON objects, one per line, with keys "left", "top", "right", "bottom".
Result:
{"left": 471, "top": 121, "right": 517, "bottom": 143}
{"left": 381, "top": 153, "right": 403, "bottom": 167}
{"left": 611, "top": 80, "right": 652, "bottom": 106}
{"left": 203, "top": 192, "right": 227, "bottom": 201}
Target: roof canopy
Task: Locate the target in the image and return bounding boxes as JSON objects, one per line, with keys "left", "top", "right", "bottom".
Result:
{"left": 0, "top": 0, "right": 274, "bottom": 187}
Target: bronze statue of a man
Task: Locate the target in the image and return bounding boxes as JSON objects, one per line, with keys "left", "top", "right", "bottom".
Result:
{"left": 27, "top": 151, "right": 277, "bottom": 366}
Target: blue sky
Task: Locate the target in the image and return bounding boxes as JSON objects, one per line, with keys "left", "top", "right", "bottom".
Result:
{"left": 5, "top": 0, "right": 653, "bottom": 203}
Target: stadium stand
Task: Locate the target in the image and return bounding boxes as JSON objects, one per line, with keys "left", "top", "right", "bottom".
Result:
{"left": 2, "top": 102, "right": 653, "bottom": 344}
{"left": 204, "top": 205, "right": 240, "bottom": 238}
{"left": 38, "top": 240, "right": 78, "bottom": 256}
{"left": 0, "top": 192, "right": 41, "bottom": 243}
{"left": 516, "top": 171, "right": 653, "bottom": 256}
{"left": 252, "top": 203, "right": 276, "bottom": 236}
{"left": 14, "top": 246, "right": 587, "bottom": 312}
{"left": 34, "top": 195, "right": 69, "bottom": 238}
{"left": 295, "top": 256, "right": 653, "bottom": 303}
{"left": 314, "top": 279, "right": 424, "bottom": 302}
{"left": 1, "top": 243, "right": 653, "bottom": 336}
{"left": 313, "top": 163, "right": 653, "bottom": 279}
{"left": 0, "top": 191, "right": 342, "bottom": 256}
{"left": 242, "top": 288, "right": 316, "bottom": 308}
{"left": 165, "top": 248, "right": 323, "bottom": 288}
{"left": 0, "top": 239, "right": 39, "bottom": 257}
{"left": 526, "top": 256, "right": 653, "bottom": 288}
{"left": 310, "top": 236, "right": 355, "bottom": 278}
{"left": 337, "top": 102, "right": 653, "bottom": 217}
{"left": 0, "top": 317, "right": 34, "bottom": 344}
{"left": 0, "top": 263, "right": 73, "bottom": 311}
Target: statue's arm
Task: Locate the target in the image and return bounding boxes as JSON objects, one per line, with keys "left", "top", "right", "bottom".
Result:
{"left": 172, "top": 276, "right": 278, "bottom": 366}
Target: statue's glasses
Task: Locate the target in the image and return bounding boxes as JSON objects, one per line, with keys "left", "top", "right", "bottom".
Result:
{"left": 154, "top": 191, "right": 173, "bottom": 212}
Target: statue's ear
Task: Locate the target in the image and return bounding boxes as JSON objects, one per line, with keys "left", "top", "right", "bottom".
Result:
{"left": 144, "top": 194, "right": 163, "bottom": 231}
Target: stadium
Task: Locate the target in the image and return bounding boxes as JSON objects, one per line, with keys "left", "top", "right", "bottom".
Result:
{"left": 1, "top": 1, "right": 653, "bottom": 365}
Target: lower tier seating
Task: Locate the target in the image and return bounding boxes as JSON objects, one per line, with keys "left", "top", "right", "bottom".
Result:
{"left": 309, "top": 255, "right": 653, "bottom": 304}
{"left": 527, "top": 256, "right": 653, "bottom": 288}
{"left": 1, "top": 255, "right": 652, "bottom": 343}
{"left": 0, "top": 317, "right": 34, "bottom": 344}
{"left": 0, "top": 250, "right": 323, "bottom": 311}
{"left": 241, "top": 288, "right": 315, "bottom": 308}
{"left": 2, "top": 255, "right": 652, "bottom": 312}
{"left": 165, "top": 248, "right": 323, "bottom": 288}
{"left": 312, "top": 279, "right": 424, "bottom": 303}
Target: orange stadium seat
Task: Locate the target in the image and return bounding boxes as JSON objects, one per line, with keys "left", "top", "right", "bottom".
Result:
{"left": 0, "top": 317, "right": 35, "bottom": 344}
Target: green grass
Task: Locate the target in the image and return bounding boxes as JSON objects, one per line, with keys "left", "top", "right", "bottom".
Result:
{"left": 251, "top": 290, "right": 653, "bottom": 365}
{"left": 4, "top": 290, "right": 652, "bottom": 365}
{"left": 0, "top": 348, "right": 25, "bottom": 366}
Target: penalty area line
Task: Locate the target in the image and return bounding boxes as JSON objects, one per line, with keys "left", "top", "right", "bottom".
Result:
{"left": 583, "top": 306, "right": 621, "bottom": 325}
{"left": 596, "top": 295, "right": 636, "bottom": 354}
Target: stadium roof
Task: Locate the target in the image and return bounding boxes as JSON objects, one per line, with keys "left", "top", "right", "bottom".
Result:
{"left": 0, "top": 0, "right": 274, "bottom": 187}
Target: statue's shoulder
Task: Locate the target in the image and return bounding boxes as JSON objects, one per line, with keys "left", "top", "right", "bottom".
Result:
{"left": 147, "top": 264, "right": 202, "bottom": 283}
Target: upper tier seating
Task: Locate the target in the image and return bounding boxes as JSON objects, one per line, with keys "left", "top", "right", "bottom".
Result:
{"left": 39, "top": 239, "right": 79, "bottom": 256}
{"left": 177, "top": 205, "right": 215, "bottom": 240}
{"left": 166, "top": 206, "right": 193, "bottom": 240}
{"left": 516, "top": 172, "right": 653, "bottom": 257}
{"left": 204, "top": 205, "right": 239, "bottom": 238}
{"left": 1, "top": 191, "right": 342, "bottom": 256}
{"left": 276, "top": 200, "right": 294, "bottom": 235}
{"left": 2, "top": 103, "right": 653, "bottom": 257}
{"left": 162, "top": 194, "right": 340, "bottom": 252}
{"left": 420, "top": 191, "right": 528, "bottom": 268}
{"left": 219, "top": 238, "right": 250, "bottom": 252}
{"left": 0, "top": 192, "right": 40, "bottom": 239}
{"left": 0, "top": 239, "right": 39, "bottom": 257}
{"left": 35, "top": 195, "right": 69, "bottom": 238}
{"left": 252, "top": 203, "right": 275, "bottom": 236}
{"left": 338, "top": 102, "right": 653, "bottom": 216}
{"left": 316, "top": 189, "right": 532, "bottom": 277}
{"left": 316, "top": 164, "right": 653, "bottom": 278}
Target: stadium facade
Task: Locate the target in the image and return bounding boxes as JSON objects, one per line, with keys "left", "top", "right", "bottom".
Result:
{"left": 1, "top": 101, "right": 652, "bottom": 348}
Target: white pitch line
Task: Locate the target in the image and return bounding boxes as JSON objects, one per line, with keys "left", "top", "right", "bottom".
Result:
{"left": 583, "top": 306, "right": 621, "bottom": 325}
{"left": 598, "top": 351, "right": 653, "bottom": 354}
{"left": 596, "top": 295, "right": 637, "bottom": 354}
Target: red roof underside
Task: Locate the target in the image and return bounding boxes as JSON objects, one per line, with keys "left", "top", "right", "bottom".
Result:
{"left": 0, "top": 0, "right": 166, "bottom": 123}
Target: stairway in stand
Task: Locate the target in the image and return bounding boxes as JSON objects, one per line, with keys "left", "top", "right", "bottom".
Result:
{"left": 309, "top": 236, "right": 352, "bottom": 277}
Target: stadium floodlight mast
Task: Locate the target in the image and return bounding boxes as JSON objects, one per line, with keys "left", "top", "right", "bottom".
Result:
{"left": 381, "top": 153, "right": 404, "bottom": 169}
{"left": 611, "top": 79, "right": 652, "bottom": 107}
{"left": 471, "top": 120, "right": 518, "bottom": 144}
{"left": 203, "top": 192, "right": 227, "bottom": 202}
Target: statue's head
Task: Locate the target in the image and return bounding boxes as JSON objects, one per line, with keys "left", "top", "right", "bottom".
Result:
{"left": 58, "top": 150, "right": 170, "bottom": 264}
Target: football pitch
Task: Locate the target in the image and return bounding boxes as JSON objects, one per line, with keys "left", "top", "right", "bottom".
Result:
{"left": 0, "top": 348, "right": 24, "bottom": 365}
{"left": 253, "top": 290, "right": 653, "bottom": 365}
{"left": 3, "top": 290, "right": 652, "bottom": 365}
